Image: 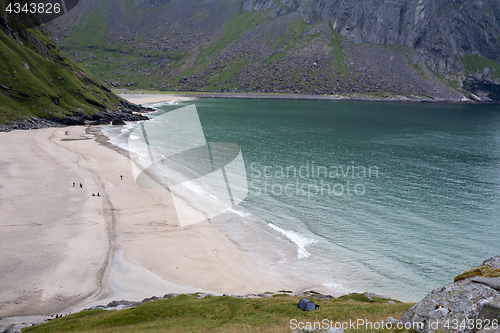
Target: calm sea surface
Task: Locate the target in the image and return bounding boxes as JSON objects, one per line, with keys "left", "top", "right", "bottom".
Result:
{"left": 105, "top": 98, "right": 500, "bottom": 301}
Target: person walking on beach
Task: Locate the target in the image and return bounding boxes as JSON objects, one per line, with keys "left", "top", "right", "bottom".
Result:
{"left": 97, "top": 192, "right": 100, "bottom": 197}
{"left": 120, "top": 175, "right": 123, "bottom": 180}
{"left": 80, "top": 183, "right": 83, "bottom": 188}
{"left": 73, "top": 182, "right": 75, "bottom": 187}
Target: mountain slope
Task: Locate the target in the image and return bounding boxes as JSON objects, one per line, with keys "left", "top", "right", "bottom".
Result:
{"left": 0, "top": 0, "right": 147, "bottom": 128}
{"left": 47, "top": 0, "right": 500, "bottom": 101}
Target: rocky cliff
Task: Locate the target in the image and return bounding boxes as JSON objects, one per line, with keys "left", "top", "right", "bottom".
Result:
{"left": 399, "top": 256, "right": 500, "bottom": 333}
{"left": 0, "top": 0, "right": 148, "bottom": 129}
{"left": 47, "top": 0, "right": 500, "bottom": 101}
{"left": 245, "top": 0, "right": 500, "bottom": 100}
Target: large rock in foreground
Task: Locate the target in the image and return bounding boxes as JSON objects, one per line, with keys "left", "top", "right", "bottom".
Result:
{"left": 400, "top": 256, "right": 500, "bottom": 333}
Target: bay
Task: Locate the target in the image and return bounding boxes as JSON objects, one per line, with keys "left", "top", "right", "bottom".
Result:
{"left": 112, "top": 98, "right": 500, "bottom": 301}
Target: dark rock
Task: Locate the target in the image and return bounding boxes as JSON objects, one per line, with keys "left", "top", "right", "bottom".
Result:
{"left": 106, "top": 300, "right": 140, "bottom": 308}
{"left": 111, "top": 119, "right": 126, "bottom": 125}
{"left": 141, "top": 296, "right": 160, "bottom": 303}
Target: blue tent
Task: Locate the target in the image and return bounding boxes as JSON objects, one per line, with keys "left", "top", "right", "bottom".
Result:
{"left": 297, "top": 298, "right": 319, "bottom": 311}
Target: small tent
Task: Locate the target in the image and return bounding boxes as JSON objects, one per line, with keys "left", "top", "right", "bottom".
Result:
{"left": 297, "top": 298, "right": 319, "bottom": 311}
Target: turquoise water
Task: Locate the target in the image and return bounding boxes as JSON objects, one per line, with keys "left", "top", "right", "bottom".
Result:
{"left": 109, "top": 99, "right": 500, "bottom": 301}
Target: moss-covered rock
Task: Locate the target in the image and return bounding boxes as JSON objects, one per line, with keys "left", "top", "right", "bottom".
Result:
{"left": 455, "top": 266, "right": 500, "bottom": 282}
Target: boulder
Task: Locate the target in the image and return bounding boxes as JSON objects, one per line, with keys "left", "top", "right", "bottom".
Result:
{"left": 399, "top": 257, "right": 500, "bottom": 333}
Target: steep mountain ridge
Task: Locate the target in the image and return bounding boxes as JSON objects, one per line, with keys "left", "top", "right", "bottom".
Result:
{"left": 47, "top": 0, "right": 500, "bottom": 101}
{"left": 0, "top": 0, "right": 148, "bottom": 128}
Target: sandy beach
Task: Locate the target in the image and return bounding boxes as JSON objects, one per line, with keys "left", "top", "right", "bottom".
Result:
{"left": 0, "top": 123, "right": 327, "bottom": 321}
{"left": 117, "top": 93, "right": 195, "bottom": 105}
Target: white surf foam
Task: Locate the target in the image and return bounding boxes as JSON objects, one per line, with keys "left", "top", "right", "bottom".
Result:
{"left": 323, "top": 281, "right": 354, "bottom": 294}
{"left": 268, "top": 223, "right": 317, "bottom": 259}
{"left": 229, "top": 208, "right": 251, "bottom": 218}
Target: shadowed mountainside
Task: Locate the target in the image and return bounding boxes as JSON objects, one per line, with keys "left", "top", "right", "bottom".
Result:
{"left": 46, "top": 0, "right": 500, "bottom": 101}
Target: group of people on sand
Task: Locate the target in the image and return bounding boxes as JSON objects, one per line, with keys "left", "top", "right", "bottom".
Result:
{"left": 72, "top": 175, "right": 123, "bottom": 197}
{"left": 72, "top": 181, "right": 100, "bottom": 197}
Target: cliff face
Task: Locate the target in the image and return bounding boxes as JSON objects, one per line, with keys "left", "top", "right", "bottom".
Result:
{"left": 0, "top": 0, "right": 147, "bottom": 128}
{"left": 47, "top": 0, "right": 500, "bottom": 101}
{"left": 245, "top": 0, "right": 500, "bottom": 99}
{"left": 248, "top": 0, "right": 500, "bottom": 69}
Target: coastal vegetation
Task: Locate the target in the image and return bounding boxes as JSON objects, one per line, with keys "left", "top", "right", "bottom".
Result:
{"left": 0, "top": 0, "right": 148, "bottom": 127}
{"left": 454, "top": 266, "right": 500, "bottom": 282}
{"left": 0, "top": 26, "right": 118, "bottom": 124}
{"left": 23, "top": 293, "right": 413, "bottom": 333}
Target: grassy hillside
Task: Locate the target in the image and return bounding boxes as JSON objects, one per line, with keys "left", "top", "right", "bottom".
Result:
{"left": 0, "top": 0, "right": 143, "bottom": 125}
{"left": 23, "top": 293, "right": 414, "bottom": 333}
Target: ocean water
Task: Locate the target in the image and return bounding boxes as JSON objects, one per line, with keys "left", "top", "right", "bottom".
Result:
{"left": 103, "top": 98, "right": 500, "bottom": 302}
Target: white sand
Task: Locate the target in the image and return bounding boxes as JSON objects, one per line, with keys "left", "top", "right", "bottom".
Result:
{"left": 0, "top": 126, "right": 326, "bottom": 321}
{"left": 117, "top": 93, "right": 195, "bottom": 105}
{"left": 0, "top": 128, "right": 110, "bottom": 318}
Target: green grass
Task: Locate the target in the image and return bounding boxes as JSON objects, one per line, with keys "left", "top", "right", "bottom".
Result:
{"left": 23, "top": 293, "right": 414, "bottom": 333}
{"left": 328, "top": 24, "right": 347, "bottom": 75}
{"left": 61, "top": 1, "right": 111, "bottom": 48}
{"left": 463, "top": 54, "right": 500, "bottom": 80}
{"left": 0, "top": 25, "right": 123, "bottom": 124}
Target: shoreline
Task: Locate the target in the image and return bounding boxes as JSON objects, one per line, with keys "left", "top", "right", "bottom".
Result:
{"left": 116, "top": 93, "right": 196, "bottom": 105}
{"left": 114, "top": 90, "right": 494, "bottom": 104}
{"left": 0, "top": 124, "right": 333, "bottom": 328}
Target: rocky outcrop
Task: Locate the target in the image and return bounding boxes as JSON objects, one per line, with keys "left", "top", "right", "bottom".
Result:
{"left": 399, "top": 256, "right": 500, "bottom": 333}
{"left": 0, "top": 104, "right": 150, "bottom": 132}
